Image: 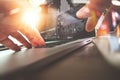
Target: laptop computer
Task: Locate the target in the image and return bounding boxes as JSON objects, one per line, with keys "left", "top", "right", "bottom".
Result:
{"left": 0, "top": 37, "right": 92, "bottom": 79}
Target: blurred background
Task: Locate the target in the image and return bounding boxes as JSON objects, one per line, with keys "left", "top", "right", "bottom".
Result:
{"left": 37, "top": 0, "right": 95, "bottom": 41}
{"left": 0, "top": 0, "right": 96, "bottom": 51}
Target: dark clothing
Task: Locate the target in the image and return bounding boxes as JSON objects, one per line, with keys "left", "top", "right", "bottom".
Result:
{"left": 51, "top": 0, "right": 74, "bottom": 9}
{"left": 52, "top": 0, "right": 61, "bottom": 9}
{"left": 66, "top": 0, "right": 74, "bottom": 8}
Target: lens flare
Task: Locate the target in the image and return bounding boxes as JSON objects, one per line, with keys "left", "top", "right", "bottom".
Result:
{"left": 21, "top": 7, "right": 41, "bottom": 28}
{"left": 29, "top": 0, "right": 47, "bottom": 7}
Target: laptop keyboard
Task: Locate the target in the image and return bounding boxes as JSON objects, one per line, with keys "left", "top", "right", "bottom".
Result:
{"left": 0, "top": 39, "right": 76, "bottom": 51}
{"left": 45, "top": 39, "right": 77, "bottom": 47}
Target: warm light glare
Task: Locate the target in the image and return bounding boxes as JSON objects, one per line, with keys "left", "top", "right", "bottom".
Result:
{"left": 112, "top": 11, "right": 119, "bottom": 28}
{"left": 22, "top": 7, "right": 41, "bottom": 28}
{"left": 112, "top": 0, "right": 120, "bottom": 6}
{"left": 116, "top": 24, "right": 120, "bottom": 37}
{"left": 29, "top": 0, "right": 47, "bottom": 7}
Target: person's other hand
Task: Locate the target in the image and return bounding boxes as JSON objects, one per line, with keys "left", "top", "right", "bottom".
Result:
{"left": 0, "top": 1, "right": 45, "bottom": 51}
{"left": 76, "top": 0, "right": 114, "bottom": 32}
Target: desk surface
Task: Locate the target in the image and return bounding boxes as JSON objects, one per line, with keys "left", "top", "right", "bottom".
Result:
{"left": 2, "top": 43, "right": 120, "bottom": 80}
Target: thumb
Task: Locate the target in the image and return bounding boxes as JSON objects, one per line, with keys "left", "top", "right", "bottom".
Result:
{"left": 76, "top": 5, "right": 101, "bottom": 32}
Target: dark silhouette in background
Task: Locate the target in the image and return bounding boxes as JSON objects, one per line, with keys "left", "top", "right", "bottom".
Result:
{"left": 50, "top": 0, "right": 74, "bottom": 10}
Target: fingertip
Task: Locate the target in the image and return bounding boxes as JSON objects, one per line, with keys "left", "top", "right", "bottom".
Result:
{"left": 30, "top": 38, "right": 45, "bottom": 48}
{"left": 19, "top": 27, "right": 45, "bottom": 48}
{"left": 85, "top": 25, "right": 95, "bottom": 32}
{"left": 37, "top": 35, "right": 46, "bottom": 47}
{"left": 76, "top": 10, "right": 80, "bottom": 18}
{"left": 10, "top": 31, "right": 32, "bottom": 49}
{"left": 13, "top": 45, "right": 21, "bottom": 52}
{"left": 76, "top": 6, "right": 90, "bottom": 18}
{"left": 85, "top": 19, "right": 95, "bottom": 32}
{"left": 39, "top": 40, "right": 46, "bottom": 46}
{"left": 25, "top": 43, "right": 32, "bottom": 49}
{"left": 0, "top": 37, "right": 21, "bottom": 51}
{"left": 85, "top": 23, "right": 94, "bottom": 32}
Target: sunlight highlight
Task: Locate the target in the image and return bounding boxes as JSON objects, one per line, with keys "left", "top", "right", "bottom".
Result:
{"left": 112, "top": 0, "right": 120, "bottom": 6}
{"left": 22, "top": 7, "right": 41, "bottom": 28}
{"left": 29, "top": 0, "right": 47, "bottom": 7}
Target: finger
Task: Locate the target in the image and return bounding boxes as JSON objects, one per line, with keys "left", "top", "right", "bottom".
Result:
{"left": 10, "top": 31, "right": 32, "bottom": 49}
{"left": 76, "top": 5, "right": 95, "bottom": 32}
{"left": 85, "top": 17, "right": 96, "bottom": 32}
{"left": 76, "top": 5, "right": 90, "bottom": 19}
{"left": 19, "top": 26, "right": 45, "bottom": 47}
{"left": 76, "top": 0, "right": 111, "bottom": 19}
{"left": 76, "top": 5, "right": 100, "bottom": 32}
{"left": 0, "top": 33, "right": 21, "bottom": 51}
{"left": 85, "top": 10, "right": 99, "bottom": 32}
{"left": 1, "top": 38, "right": 21, "bottom": 51}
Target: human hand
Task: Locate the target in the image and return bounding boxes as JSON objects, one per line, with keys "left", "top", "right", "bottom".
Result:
{"left": 76, "top": 0, "right": 120, "bottom": 33}
{"left": 0, "top": 13, "right": 45, "bottom": 51}
{"left": 0, "top": 1, "right": 45, "bottom": 51}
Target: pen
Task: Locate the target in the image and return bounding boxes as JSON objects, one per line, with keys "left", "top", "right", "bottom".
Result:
{"left": 95, "top": 6, "right": 111, "bottom": 36}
